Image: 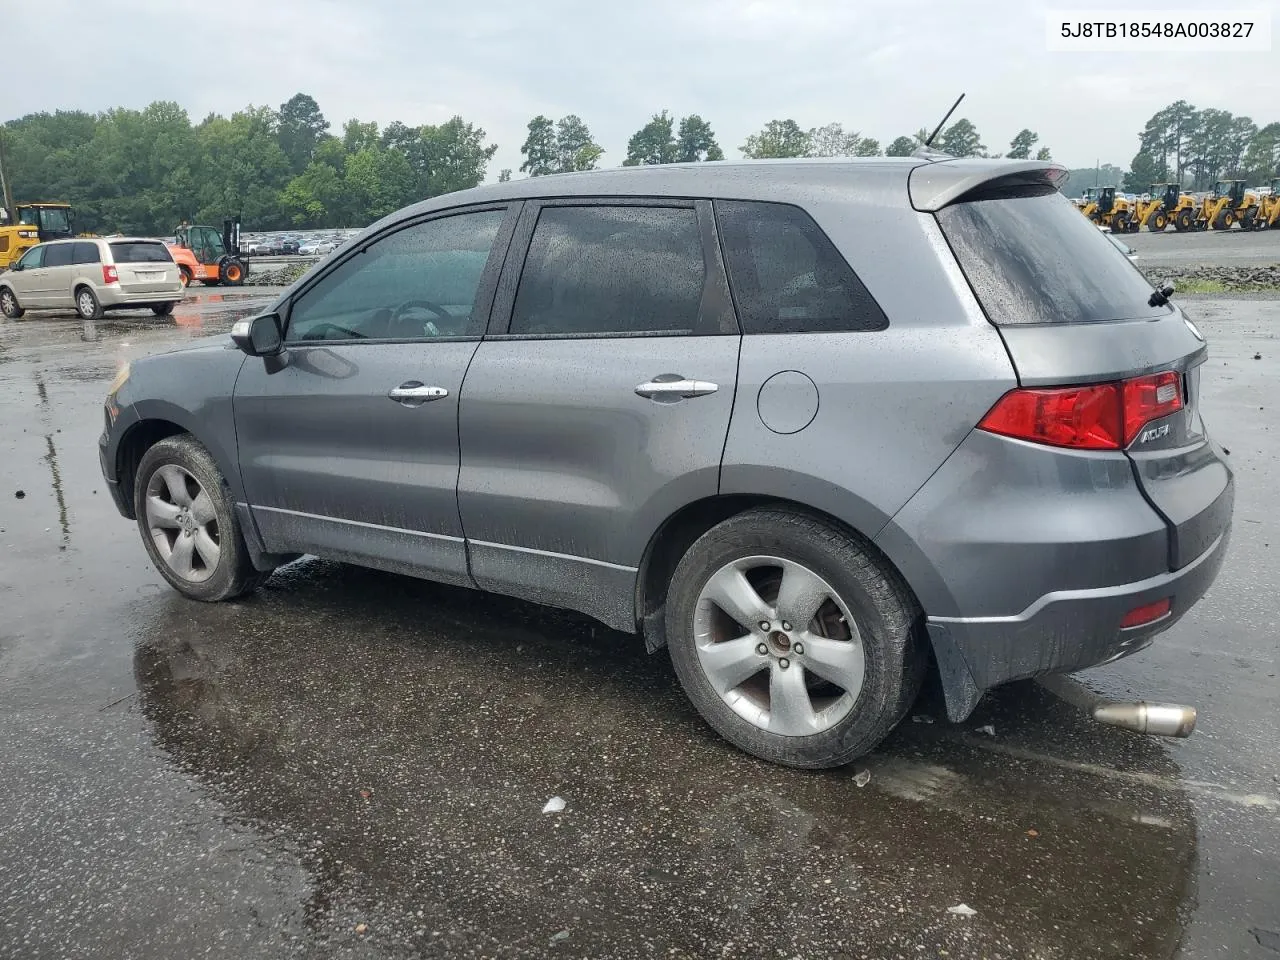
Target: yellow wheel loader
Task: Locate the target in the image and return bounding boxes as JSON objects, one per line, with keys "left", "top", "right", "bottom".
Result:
{"left": 1135, "top": 183, "right": 1195, "bottom": 232}
{"left": 1246, "top": 177, "right": 1280, "bottom": 231}
{"left": 0, "top": 202, "right": 76, "bottom": 270}
{"left": 1193, "top": 180, "right": 1258, "bottom": 231}
{"left": 1090, "top": 186, "right": 1138, "bottom": 232}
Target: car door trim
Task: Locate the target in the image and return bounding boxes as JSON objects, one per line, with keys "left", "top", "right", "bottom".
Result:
{"left": 467, "top": 538, "right": 639, "bottom": 572}
{"left": 252, "top": 504, "right": 465, "bottom": 543}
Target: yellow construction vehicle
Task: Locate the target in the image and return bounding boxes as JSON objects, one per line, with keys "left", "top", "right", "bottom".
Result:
{"left": 1073, "top": 187, "right": 1099, "bottom": 215}
{"left": 1250, "top": 177, "right": 1280, "bottom": 230}
{"left": 1086, "top": 186, "right": 1138, "bottom": 232}
{"left": 0, "top": 201, "right": 77, "bottom": 270}
{"left": 1134, "top": 183, "right": 1196, "bottom": 232}
{"left": 1193, "top": 180, "right": 1258, "bottom": 230}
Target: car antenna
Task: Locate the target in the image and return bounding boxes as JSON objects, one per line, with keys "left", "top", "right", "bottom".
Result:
{"left": 913, "top": 93, "right": 965, "bottom": 161}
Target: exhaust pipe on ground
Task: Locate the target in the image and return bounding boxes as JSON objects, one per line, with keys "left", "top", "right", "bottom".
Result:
{"left": 1036, "top": 674, "right": 1197, "bottom": 738}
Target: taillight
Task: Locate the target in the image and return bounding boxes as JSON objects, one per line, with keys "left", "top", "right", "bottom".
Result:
{"left": 102, "top": 265, "right": 119, "bottom": 284}
{"left": 1120, "top": 597, "right": 1171, "bottom": 628}
{"left": 979, "top": 372, "right": 1183, "bottom": 450}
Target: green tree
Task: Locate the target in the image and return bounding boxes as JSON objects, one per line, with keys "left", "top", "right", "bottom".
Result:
{"left": 277, "top": 93, "right": 328, "bottom": 173}
{"left": 281, "top": 160, "right": 343, "bottom": 225}
{"left": 1123, "top": 150, "right": 1169, "bottom": 193}
{"left": 520, "top": 116, "right": 557, "bottom": 176}
{"left": 676, "top": 115, "right": 723, "bottom": 161}
{"left": 342, "top": 118, "right": 380, "bottom": 154}
{"left": 498, "top": 168, "right": 512, "bottom": 182}
{"left": 938, "top": 118, "right": 985, "bottom": 158}
{"left": 413, "top": 116, "right": 499, "bottom": 196}
{"left": 1243, "top": 122, "right": 1280, "bottom": 181}
{"left": 854, "top": 137, "right": 882, "bottom": 157}
{"left": 1225, "top": 116, "right": 1257, "bottom": 177}
{"left": 806, "top": 122, "right": 860, "bottom": 157}
{"left": 1187, "top": 108, "right": 1235, "bottom": 187}
{"left": 1035, "top": 146, "right": 1053, "bottom": 161}
{"left": 555, "top": 115, "right": 602, "bottom": 172}
{"left": 623, "top": 111, "right": 677, "bottom": 166}
{"left": 1007, "top": 128, "right": 1039, "bottom": 160}
{"left": 885, "top": 135, "right": 917, "bottom": 157}
{"left": 740, "top": 119, "right": 810, "bottom": 159}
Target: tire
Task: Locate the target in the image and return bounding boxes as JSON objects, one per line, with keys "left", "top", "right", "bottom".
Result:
{"left": 134, "top": 435, "right": 272, "bottom": 602}
{"left": 75, "top": 285, "right": 103, "bottom": 321}
{"left": 1110, "top": 213, "right": 1129, "bottom": 234}
{"left": 0, "top": 286, "right": 24, "bottom": 319}
{"left": 1213, "top": 211, "right": 1234, "bottom": 230}
{"left": 1175, "top": 210, "right": 1193, "bottom": 232}
{"left": 151, "top": 302, "right": 175, "bottom": 317}
{"left": 665, "top": 507, "right": 924, "bottom": 769}
{"left": 1151, "top": 213, "right": 1168, "bottom": 231}
{"left": 178, "top": 266, "right": 192, "bottom": 288}
{"left": 220, "top": 257, "right": 246, "bottom": 286}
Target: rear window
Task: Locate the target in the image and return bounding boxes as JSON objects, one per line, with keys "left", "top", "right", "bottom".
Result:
{"left": 110, "top": 241, "right": 173, "bottom": 264}
{"left": 936, "top": 190, "right": 1166, "bottom": 326}
{"left": 716, "top": 200, "right": 888, "bottom": 334}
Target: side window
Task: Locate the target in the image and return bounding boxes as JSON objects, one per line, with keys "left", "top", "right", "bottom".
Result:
{"left": 715, "top": 200, "right": 888, "bottom": 334}
{"left": 18, "top": 246, "right": 44, "bottom": 268}
{"left": 72, "top": 241, "right": 101, "bottom": 265}
{"left": 43, "top": 243, "right": 74, "bottom": 268}
{"left": 509, "top": 205, "right": 704, "bottom": 337}
{"left": 286, "top": 209, "right": 506, "bottom": 343}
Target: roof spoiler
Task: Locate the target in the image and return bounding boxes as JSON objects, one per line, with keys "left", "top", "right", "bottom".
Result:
{"left": 909, "top": 159, "right": 1070, "bottom": 212}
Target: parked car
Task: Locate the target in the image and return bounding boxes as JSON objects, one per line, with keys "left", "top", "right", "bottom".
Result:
{"left": 298, "top": 239, "right": 337, "bottom": 256}
{"left": 1, "top": 237, "right": 183, "bottom": 320}
{"left": 97, "top": 159, "right": 1233, "bottom": 768}
{"left": 277, "top": 238, "right": 301, "bottom": 255}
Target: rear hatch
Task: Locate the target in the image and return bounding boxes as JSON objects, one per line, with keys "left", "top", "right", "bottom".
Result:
{"left": 926, "top": 169, "right": 1232, "bottom": 570}
{"left": 109, "top": 241, "right": 180, "bottom": 294}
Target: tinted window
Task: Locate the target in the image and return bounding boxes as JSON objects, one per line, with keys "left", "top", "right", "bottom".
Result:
{"left": 510, "top": 206, "right": 704, "bottom": 336}
{"left": 17, "top": 246, "right": 44, "bottom": 268}
{"left": 287, "top": 209, "right": 505, "bottom": 343}
{"left": 110, "top": 242, "right": 171, "bottom": 263}
{"left": 715, "top": 201, "right": 887, "bottom": 334}
{"left": 72, "top": 241, "right": 101, "bottom": 265}
{"left": 936, "top": 189, "right": 1166, "bottom": 325}
{"left": 43, "top": 243, "right": 74, "bottom": 268}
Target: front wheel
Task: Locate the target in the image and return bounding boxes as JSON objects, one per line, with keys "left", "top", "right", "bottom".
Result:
{"left": 151, "top": 302, "right": 175, "bottom": 317}
{"left": 0, "top": 286, "right": 24, "bottom": 319}
{"left": 134, "top": 435, "right": 272, "bottom": 601}
{"left": 1151, "top": 213, "right": 1168, "bottom": 231}
{"left": 665, "top": 508, "right": 924, "bottom": 769}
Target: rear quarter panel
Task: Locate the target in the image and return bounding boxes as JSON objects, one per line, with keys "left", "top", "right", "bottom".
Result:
{"left": 721, "top": 205, "right": 1017, "bottom": 546}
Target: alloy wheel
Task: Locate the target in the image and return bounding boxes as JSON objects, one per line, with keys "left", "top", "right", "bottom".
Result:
{"left": 145, "top": 464, "right": 220, "bottom": 583}
{"left": 693, "top": 555, "right": 864, "bottom": 737}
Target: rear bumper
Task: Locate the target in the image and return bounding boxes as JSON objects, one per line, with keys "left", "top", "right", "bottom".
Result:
{"left": 927, "top": 522, "right": 1231, "bottom": 720}
{"left": 99, "top": 285, "right": 184, "bottom": 307}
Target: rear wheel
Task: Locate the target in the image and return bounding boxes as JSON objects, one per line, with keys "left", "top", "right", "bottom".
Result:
{"left": 151, "top": 302, "right": 175, "bottom": 317}
{"left": 665, "top": 508, "right": 924, "bottom": 769}
{"left": 178, "top": 266, "right": 192, "bottom": 288}
{"left": 134, "top": 435, "right": 272, "bottom": 601}
{"left": 1110, "top": 213, "right": 1130, "bottom": 233}
{"left": 75, "top": 285, "right": 103, "bottom": 321}
{"left": 0, "top": 286, "right": 24, "bottom": 319}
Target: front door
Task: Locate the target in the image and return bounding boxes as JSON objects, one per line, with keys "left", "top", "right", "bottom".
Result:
{"left": 233, "top": 205, "right": 515, "bottom": 586}
{"left": 10, "top": 245, "right": 50, "bottom": 306}
{"left": 457, "top": 200, "right": 741, "bottom": 631}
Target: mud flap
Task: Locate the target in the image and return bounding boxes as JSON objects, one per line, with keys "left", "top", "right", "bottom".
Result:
{"left": 926, "top": 622, "right": 984, "bottom": 722}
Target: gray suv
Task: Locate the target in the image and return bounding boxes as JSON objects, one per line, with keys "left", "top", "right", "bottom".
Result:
{"left": 98, "top": 159, "right": 1233, "bottom": 768}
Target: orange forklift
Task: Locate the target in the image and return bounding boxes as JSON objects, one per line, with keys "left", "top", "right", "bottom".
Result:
{"left": 168, "top": 217, "right": 248, "bottom": 287}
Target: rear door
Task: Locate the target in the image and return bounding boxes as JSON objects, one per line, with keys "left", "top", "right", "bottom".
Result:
{"left": 934, "top": 182, "right": 1232, "bottom": 569}
{"left": 40, "top": 241, "right": 75, "bottom": 307}
{"left": 456, "top": 199, "right": 740, "bottom": 631}
{"left": 233, "top": 204, "right": 516, "bottom": 586}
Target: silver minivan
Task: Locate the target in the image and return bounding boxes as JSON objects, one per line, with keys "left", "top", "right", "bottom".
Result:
{"left": 0, "top": 237, "right": 184, "bottom": 320}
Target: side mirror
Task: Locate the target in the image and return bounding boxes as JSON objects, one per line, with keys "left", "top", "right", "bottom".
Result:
{"left": 10, "top": 262, "right": 22, "bottom": 272}
{"left": 231, "top": 313, "right": 285, "bottom": 357}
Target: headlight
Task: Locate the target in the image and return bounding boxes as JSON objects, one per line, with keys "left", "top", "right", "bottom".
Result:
{"left": 107, "top": 363, "right": 130, "bottom": 396}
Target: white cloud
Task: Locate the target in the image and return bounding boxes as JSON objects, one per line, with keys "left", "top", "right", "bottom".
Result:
{"left": 5, "top": 0, "right": 1279, "bottom": 175}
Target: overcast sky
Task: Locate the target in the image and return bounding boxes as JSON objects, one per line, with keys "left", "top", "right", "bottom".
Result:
{"left": 8, "top": 0, "right": 1279, "bottom": 180}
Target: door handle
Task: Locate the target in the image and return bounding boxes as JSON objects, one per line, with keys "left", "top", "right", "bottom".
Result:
{"left": 635, "top": 378, "right": 719, "bottom": 400}
{"left": 388, "top": 382, "right": 449, "bottom": 406}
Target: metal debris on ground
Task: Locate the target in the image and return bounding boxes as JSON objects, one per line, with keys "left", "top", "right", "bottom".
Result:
{"left": 947, "top": 904, "right": 978, "bottom": 917}
{"left": 976, "top": 724, "right": 996, "bottom": 737}
{"left": 853, "top": 769, "right": 871, "bottom": 788}
{"left": 542, "top": 796, "right": 566, "bottom": 813}
{"left": 549, "top": 930, "right": 570, "bottom": 945}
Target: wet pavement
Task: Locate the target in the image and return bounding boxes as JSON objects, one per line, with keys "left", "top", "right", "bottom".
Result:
{"left": 0, "top": 291, "right": 1277, "bottom": 959}
{"left": 1124, "top": 228, "right": 1280, "bottom": 267}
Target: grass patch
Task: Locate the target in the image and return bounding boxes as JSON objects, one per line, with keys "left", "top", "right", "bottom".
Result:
{"left": 1176, "top": 279, "right": 1228, "bottom": 293}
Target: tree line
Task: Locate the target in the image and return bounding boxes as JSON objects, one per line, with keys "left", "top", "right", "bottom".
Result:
{"left": 1124, "top": 101, "right": 1279, "bottom": 193}
{"left": 6, "top": 91, "right": 1276, "bottom": 236}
